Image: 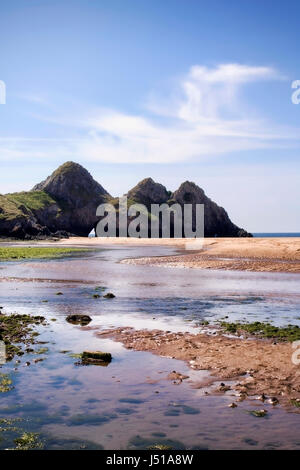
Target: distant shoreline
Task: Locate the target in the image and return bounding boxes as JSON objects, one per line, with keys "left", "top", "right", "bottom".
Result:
{"left": 120, "top": 237, "right": 300, "bottom": 273}
{"left": 1, "top": 236, "right": 300, "bottom": 273}
{"left": 253, "top": 233, "right": 300, "bottom": 237}
{"left": 54, "top": 236, "right": 300, "bottom": 273}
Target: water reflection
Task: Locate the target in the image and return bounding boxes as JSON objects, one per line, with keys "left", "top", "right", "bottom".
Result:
{"left": 0, "top": 245, "right": 300, "bottom": 449}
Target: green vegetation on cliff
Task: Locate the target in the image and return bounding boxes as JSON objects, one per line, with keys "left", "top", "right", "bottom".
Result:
{"left": 6, "top": 191, "right": 57, "bottom": 212}
{"left": 0, "top": 195, "right": 25, "bottom": 221}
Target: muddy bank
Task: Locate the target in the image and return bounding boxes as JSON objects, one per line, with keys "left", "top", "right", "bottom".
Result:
{"left": 97, "top": 327, "right": 300, "bottom": 409}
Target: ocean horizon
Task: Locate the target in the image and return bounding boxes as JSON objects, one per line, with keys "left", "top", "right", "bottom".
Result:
{"left": 253, "top": 233, "right": 300, "bottom": 237}
{"left": 88, "top": 233, "right": 300, "bottom": 238}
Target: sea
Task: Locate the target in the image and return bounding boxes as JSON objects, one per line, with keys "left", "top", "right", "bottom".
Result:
{"left": 253, "top": 233, "right": 300, "bottom": 237}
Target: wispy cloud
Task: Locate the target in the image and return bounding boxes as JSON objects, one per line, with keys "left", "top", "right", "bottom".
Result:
{"left": 0, "top": 63, "right": 298, "bottom": 164}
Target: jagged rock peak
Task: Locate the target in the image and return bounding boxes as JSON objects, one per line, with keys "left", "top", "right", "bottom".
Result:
{"left": 32, "top": 161, "right": 110, "bottom": 208}
{"left": 126, "top": 177, "right": 170, "bottom": 208}
{"left": 171, "top": 181, "right": 206, "bottom": 203}
{"left": 172, "top": 180, "right": 251, "bottom": 237}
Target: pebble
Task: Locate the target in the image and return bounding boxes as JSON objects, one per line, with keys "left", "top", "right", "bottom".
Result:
{"left": 268, "top": 397, "right": 279, "bottom": 405}
{"left": 257, "top": 393, "right": 266, "bottom": 401}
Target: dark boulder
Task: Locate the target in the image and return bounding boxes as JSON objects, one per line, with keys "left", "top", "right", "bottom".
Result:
{"left": 66, "top": 314, "right": 92, "bottom": 326}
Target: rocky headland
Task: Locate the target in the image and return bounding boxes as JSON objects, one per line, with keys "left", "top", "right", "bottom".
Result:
{"left": 0, "top": 161, "right": 251, "bottom": 239}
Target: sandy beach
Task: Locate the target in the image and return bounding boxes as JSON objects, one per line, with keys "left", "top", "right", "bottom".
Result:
{"left": 97, "top": 326, "right": 300, "bottom": 409}
{"left": 60, "top": 236, "right": 300, "bottom": 273}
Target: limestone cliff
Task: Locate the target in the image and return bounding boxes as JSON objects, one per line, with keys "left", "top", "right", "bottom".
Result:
{"left": 0, "top": 162, "right": 251, "bottom": 238}
{"left": 171, "top": 181, "right": 251, "bottom": 237}
{"left": 32, "top": 161, "right": 110, "bottom": 236}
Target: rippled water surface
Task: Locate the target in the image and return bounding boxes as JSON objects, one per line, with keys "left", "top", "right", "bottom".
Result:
{"left": 0, "top": 244, "right": 300, "bottom": 450}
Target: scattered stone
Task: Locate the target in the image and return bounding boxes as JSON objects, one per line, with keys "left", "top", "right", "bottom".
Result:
{"left": 103, "top": 293, "right": 115, "bottom": 299}
{"left": 66, "top": 314, "right": 92, "bottom": 326}
{"left": 81, "top": 351, "right": 112, "bottom": 365}
{"left": 257, "top": 393, "right": 267, "bottom": 401}
{"left": 250, "top": 409, "right": 268, "bottom": 417}
{"left": 167, "top": 371, "right": 189, "bottom": 382}
{"left": 236, "top": 392, "right": 247, "bottom": 401}
{"left": 219, "top": 384, "right": 231, "bottom": 392}
{"left": 25, "top": 348, "right": 34, "bottom": 353}
{"left": 56, "top": 292, "right": 63, "bottom": 295}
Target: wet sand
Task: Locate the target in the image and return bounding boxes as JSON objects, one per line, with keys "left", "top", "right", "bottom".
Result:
{"left": 58, "top": 237, "right": 300, "bottom": 273}
{"left": 98, "top": 326, "right": 300, "bottom": 409}
{"left": 118, "top": 237, "right": 300, "bottom": 273}
{"left": 1, "top": 242, "right": 300, "bottom": 448}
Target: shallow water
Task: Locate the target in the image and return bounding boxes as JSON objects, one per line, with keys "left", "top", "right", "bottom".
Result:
{"left": 0, "top": 244, "right": 300, "bottom": 450}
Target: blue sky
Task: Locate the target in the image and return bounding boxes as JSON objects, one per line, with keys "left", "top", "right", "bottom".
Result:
{"left": 0, "top": 0, "right": 300, "bottom": 232}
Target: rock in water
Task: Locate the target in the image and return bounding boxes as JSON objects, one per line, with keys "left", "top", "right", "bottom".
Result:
{"left": 66, "top": 315, "right": 92, "bottom": 326}
{"left": 81, "top": 351, "right": 112, "bottom": 365}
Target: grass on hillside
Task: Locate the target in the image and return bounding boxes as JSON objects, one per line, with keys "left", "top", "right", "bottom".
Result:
{"left": 0, "top": 246, "right": 90, "bottom": 261}
{"left": 6, "top": 191, "right": 57, "bottom": 211}
{"left": 0, "top": 194, "right": 25, "bottom": 221}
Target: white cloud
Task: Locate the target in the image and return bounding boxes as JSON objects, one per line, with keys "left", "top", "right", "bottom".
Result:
{"left": 0, "top": 63, "right": 298, "bottom": 164}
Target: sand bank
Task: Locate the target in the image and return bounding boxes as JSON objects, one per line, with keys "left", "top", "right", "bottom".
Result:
{"left": 59, "top": 237, "right": 300, "bottom": 273}
{"left": 97, "top": 327, "right": 300, "bottom": 409}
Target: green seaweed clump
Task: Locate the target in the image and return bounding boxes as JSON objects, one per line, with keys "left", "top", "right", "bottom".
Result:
{"left": 35, "top": 347, "right": 49, "bottom": 355}
{"left": 249, "top": 409, "right": 268, "bottom": 418}
{"left": 81, "top": 351, "right": 112, "bottom": 365}
{"left": 220, "top": 321, "right": 300, "bottom": 342}
{"left": 290, "top": 398, "right": 300, "bottom": 408}
{"left": 0, "top": 373, "right": 14, "bottom": 393}
{"left": 14, "top": 432, "right": 44, "bottom": 450}
{"left": 0, "top": 313, "right": 46, "bottom": 360}
{"left": 147, "top": 444, "right": 173, "bottom": 450}
{"left": 0, "top": 417, "right": 22, "bottom": 436}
